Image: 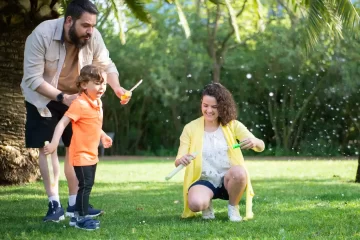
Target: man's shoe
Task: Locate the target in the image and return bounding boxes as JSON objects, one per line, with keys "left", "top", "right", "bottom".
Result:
{"left": 75, "top": 217, "right": 100, "bottom": 231}
{"left": 43, "top": 201, "right": 65, "bottom": 222}
{"left": 66, "top": 203, "right": 104, "bottom": 218}
{"left": 202, "top": 200, "right": 215, "bottom": 220}
{"left": 69, "top": 217, "right": 100, "bottom": 227}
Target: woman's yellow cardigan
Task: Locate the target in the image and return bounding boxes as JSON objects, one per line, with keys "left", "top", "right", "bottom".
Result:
{"left": 176, "top": 116, "right": 259, "bottom": 220}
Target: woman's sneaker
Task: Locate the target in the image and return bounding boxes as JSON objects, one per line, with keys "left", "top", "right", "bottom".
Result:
{"left": 202, "top": 201, "right": 215, "bottom": 219}
{"left": 228, "top": 204, "right": 242, "bottom": 222}
{"left": 75, "top": 217, "right": 100, "bottom": 231}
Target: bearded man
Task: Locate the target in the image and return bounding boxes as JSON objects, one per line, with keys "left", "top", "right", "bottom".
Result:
{"left": 20, "top": 0, "right": 129, "bottom": 222}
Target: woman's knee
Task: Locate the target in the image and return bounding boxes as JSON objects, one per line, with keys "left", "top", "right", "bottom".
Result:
{"left": 227, "top": 166, "right": 247, "bottom": 183}
{"left": 188, "top": 198, "right": 208, "bottom": 212}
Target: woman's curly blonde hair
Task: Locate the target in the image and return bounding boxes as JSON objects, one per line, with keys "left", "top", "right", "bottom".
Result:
{"left": 76, "top": 65, "right": 105, "bottom": 93}
{"left": 202, "top": 82, "right": 237, "bottom": 126}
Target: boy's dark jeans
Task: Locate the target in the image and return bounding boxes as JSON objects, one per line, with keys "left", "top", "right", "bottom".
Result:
{"left": 74, "top": 164, "right": 97, "bottom": 216}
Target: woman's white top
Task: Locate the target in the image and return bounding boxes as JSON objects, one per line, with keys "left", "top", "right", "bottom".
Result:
{"left": 201, "top": 127, "right": 232, "bottom": 188}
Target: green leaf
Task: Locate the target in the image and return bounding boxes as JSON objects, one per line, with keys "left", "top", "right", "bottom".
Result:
{"left": 296, "top": 0, "right": 359, "bottom": 51}
{"left": 174, "top": 0, "right": 191, "bottom": 38}
{"left": 224, "top": 0, "right": 240, "bottom": 42}
{"left": 124, "top": 0, "right": 151, "bottom": 23}
{"left": 110, "top": 0, "right": 126, "bottom": 45}
{"left": 209, "top": 0, "right": 225, "bottom": 4}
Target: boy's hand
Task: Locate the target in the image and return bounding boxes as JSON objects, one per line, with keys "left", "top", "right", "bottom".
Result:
{"left": 44, "top": 142, "right": 57, "bottom": 155}
{"left": 101, "top": 135, "right": 113, "bottom": 148}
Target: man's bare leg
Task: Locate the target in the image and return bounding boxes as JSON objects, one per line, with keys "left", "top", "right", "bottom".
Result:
{"left": 64, "top": 147, "right": 79, "bottom": 195}
{"left": 39, "top": 148, "right": 64, "bottom": 222}
{"left": 39, "top": 149, "right": 60, "bottom": 199}
{"left": 64, "top": 147, "right": 78, "bottom": 214}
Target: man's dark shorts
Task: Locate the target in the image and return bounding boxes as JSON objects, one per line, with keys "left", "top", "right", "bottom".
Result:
{"left": 25, "top": 101, "right": 72, "bottom": 148}
{"left": 189, "top": 179, "right": 229, "bottom": 200}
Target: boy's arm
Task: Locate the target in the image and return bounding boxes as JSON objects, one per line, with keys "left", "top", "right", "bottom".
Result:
{"left": 100, "top": 130, "right": 106, "bottom": 138}
{"left": 51, "top": 116, "right": 71, "bottom": 145}
{"left": 44, "top": 116, "right": 71, "bottom": 154}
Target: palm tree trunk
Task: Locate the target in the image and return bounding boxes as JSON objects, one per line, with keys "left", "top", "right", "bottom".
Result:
{"left": 0, "top": 27, "right": 40, "bottom": 185}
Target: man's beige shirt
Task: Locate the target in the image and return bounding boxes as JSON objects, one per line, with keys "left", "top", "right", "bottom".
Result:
{"left": 20, "top": 18, "right": 118, "bottom": 117}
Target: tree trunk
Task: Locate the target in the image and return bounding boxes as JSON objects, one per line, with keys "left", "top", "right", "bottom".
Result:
{"left": 0, "top": 27, "right": 40, "bottom": 185}
{"left": 355, "top": 143, "right": 360, "bottom": 183}
{"left": 212, "top": 59, "right": 221, "bottom": 83}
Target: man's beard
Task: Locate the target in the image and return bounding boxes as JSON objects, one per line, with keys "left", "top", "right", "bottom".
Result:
{"left": 68, "top": 23, "right": 91, "bottom": 49}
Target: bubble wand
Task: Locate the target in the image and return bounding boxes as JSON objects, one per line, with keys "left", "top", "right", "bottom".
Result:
{"left": 165, "top": 153, "right": 197, "bottom": 181}
{"left": 44, "top": 141, "right": 55, "bottom": 187}
{"left": 121, "top": 79, "right": 143, "bottom": 101}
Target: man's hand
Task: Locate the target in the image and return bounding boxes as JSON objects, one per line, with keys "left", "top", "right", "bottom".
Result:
{"left": 63, "top": 94, "right": 78, "bottom": 106}
{"left": 101, "top": 134, "right": 113, "bottom": 148}
{"left": 114, "top": 87, "right": 131, "bottom": 105}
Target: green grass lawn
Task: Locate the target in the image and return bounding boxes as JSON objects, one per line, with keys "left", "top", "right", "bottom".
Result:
{"left": 1, "top": 159, "right": 359, "bottom": 240}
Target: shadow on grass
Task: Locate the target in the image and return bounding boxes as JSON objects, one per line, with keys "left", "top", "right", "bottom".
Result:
{"left": 0, "top": 178, "right": 359, "bottom": 239}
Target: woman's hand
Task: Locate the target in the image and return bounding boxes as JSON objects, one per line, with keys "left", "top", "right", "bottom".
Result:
{"left": 240, "top": 138, "right": 259, "bottom": 150}
{"left": 175, "top": 154, "right": 196, "bottom": 167}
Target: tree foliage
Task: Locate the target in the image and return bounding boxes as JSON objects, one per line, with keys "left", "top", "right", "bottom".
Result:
{"left": 98, "top": 2, "right": 359, "bottom": 158}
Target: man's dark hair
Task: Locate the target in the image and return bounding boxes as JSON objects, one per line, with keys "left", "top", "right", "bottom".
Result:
{"left": 65, "top": 0, "right": 99, "bottom": 21}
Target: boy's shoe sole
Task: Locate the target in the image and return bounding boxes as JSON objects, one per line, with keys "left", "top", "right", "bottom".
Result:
{"left": 74, "top": 218, "right": 100, "bottom": 231}
{"left": 69, "top": 218, "right": 100, "bottom": 227}
{"left": 75, "top": 225, "right": 99, "bottom": 231}
{"left": 66, "top": 211, "right": 104, "bottom": 218}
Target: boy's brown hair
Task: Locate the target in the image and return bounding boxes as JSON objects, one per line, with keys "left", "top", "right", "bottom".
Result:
{"left": 76, "top": 65, "right": 105, "bottom": 93}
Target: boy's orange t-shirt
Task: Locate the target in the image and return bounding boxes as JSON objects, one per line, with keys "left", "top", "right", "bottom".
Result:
{"left": 65, "top": 93, "right": 103, "bottom": 166}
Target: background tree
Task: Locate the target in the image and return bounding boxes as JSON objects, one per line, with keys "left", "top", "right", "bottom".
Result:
{"left": 0, "top": 0, "right": 359, "bottom": 185}
{"left": 0, "top": 0, "right": 149, "bottom": 184}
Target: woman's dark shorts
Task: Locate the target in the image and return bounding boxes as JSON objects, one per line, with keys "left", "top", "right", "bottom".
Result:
{"left": 189, "top": 179, "right": 229, "bottom": 200}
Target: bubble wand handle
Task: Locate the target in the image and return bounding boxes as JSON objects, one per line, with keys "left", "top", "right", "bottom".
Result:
{"left": 232, "top": 140, "right": 247, "bottom": 149}
{"left": 165, "top": 153, "right": 197, "bottom": 181}
{"left": 232, "top": 143, "right": 241, "bottom": 149}
{"left": 44, "top": 141, "right": 55, "bottom": 187}
{"left": 165, "top": 165, "right": 185, "bottom": 181}
{"left": 121, "top": 79, "right": 143, "bottom": 101}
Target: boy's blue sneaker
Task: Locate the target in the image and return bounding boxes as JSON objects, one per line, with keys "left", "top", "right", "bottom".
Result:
{"left": 43, "top": 201, "right": 65, "bottom": 222}
{"left": 65, "top": 203, "right": 104, "bottom": 217}
{"left": 75, "top": 217, "right": 100, "bottom": 231}
{"left": 69, "top": 217, "right": 100, "bottom": 227}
